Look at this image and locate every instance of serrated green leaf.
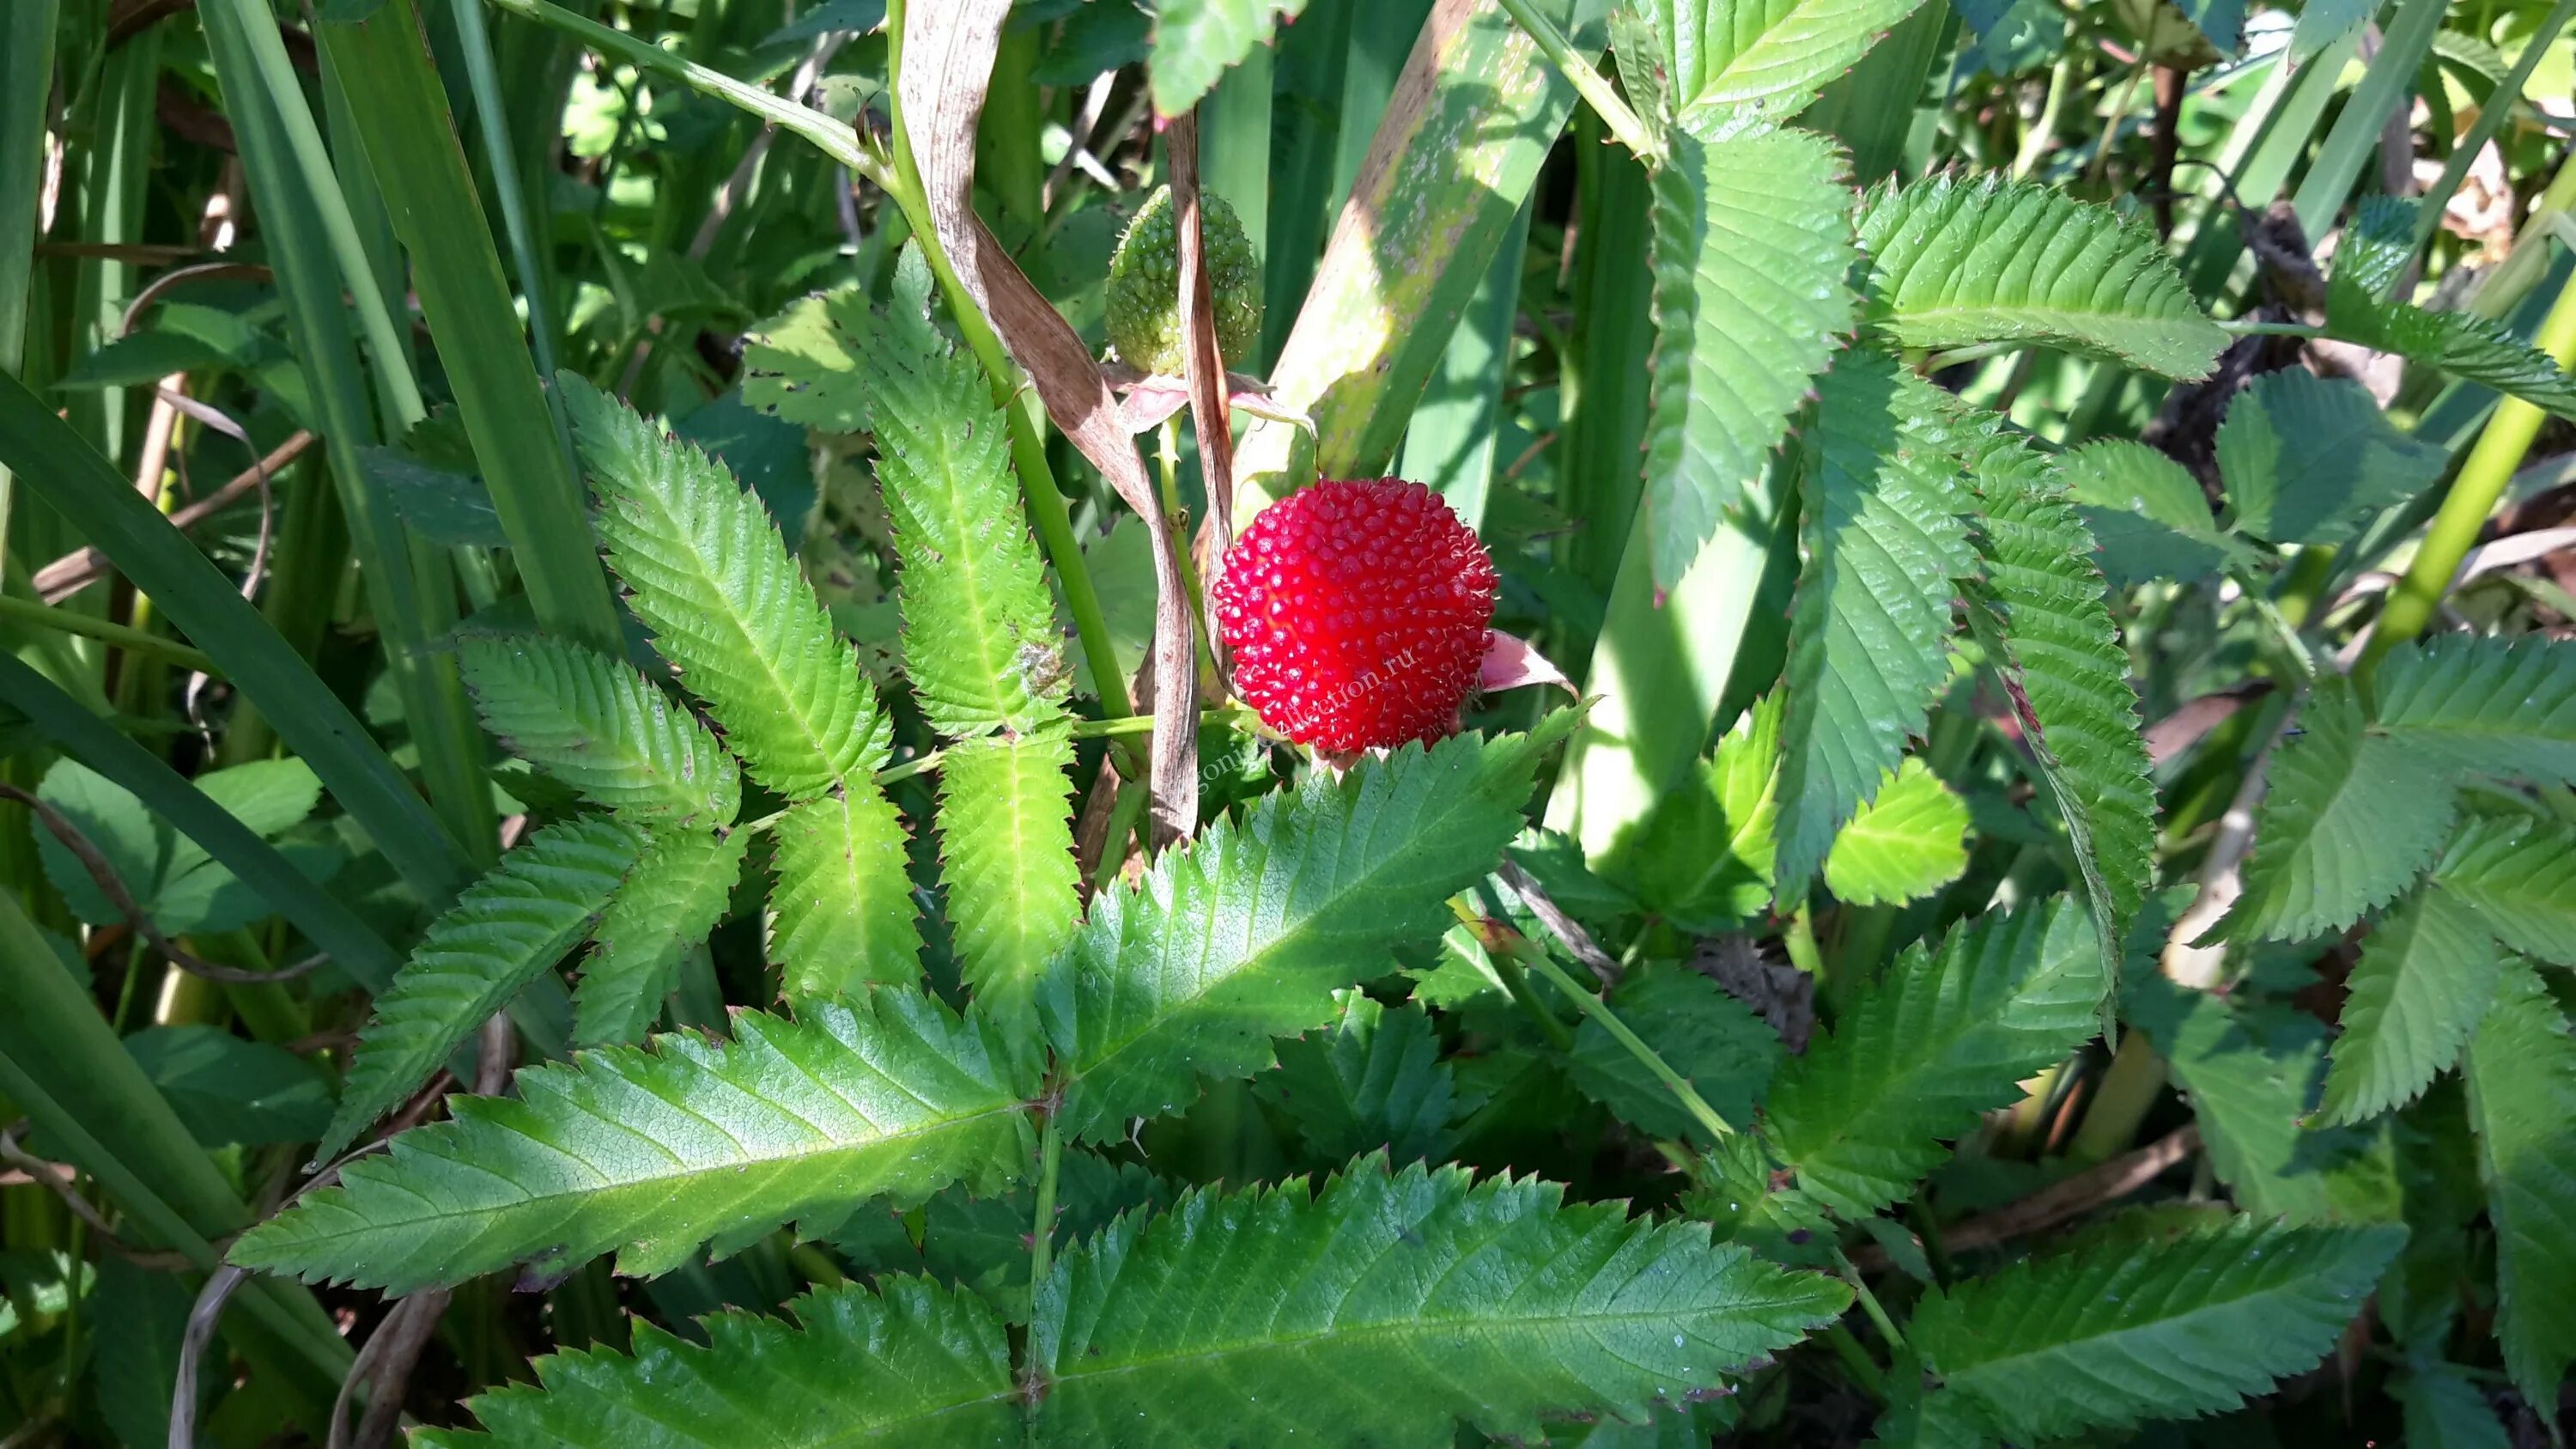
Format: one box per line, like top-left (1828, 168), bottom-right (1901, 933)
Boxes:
top-left (1947, 412), bottom-right (2157, 990)
top-left (2395, 1361), bottom-right (2512, 1449)
top-left (2215, 369), bottom-right (2447, 545)
top-left (2374, 635), bottom-right (2576, 787)
top-left (457, 634), bottom-right (739, 827)
top-left (1911, 1214), bottom-right (2403, 1441)
top-left (1256, 990), bottom-right (1460, 1165)
top-left (1766, 896), bottom-right (2101, 1217)
top-left (576, 827), bottom-right (752, 1047)
top-left (564, 373), bottom-right (890, 799)
top-left (319, 815), bottom-right (644, 1162)
top-left (1774, 354), bottom-right (1977, 897)
top-left (1685, 1131), bottom-right (1836, 1267)
top-left (2125, 974), bottom-right (2402, 1223)
top-left (1031, 1160), bottom-right (1851, 1446)
top-left (416, 1278), bottom-right (1019, 1448)
top-left (938, 733), bottom-right (1079, 1033)
top-left (1146, 0), bottom-right (1309, 117)
top-left (1662, 0), bottom-right (1937, 133)
top-left (125, 1026), bottom-right (335, 1149)
top-left (2063, 438), bottom-right (2257, 585)
top-left (2464, 960), bottom-right (2576, 1428)
top-left (2330, 194), bottom-right (2417, 303)
top-left (769, 784), bottom-right (924, 1002)
top-left (1040, 716), bottom-right (1571, 1142)
top-left (1569, 964), bottom-right (1781, 1144)
top-left (1856, 172), bottom-right (2227, 378)
top-left (770, 249), bottom-right (1070, 736)
top-left (834, 1150), bottom-right (1175, 1322)
top-left (233, 991), bottom-right (1034, 1294)
top-left (744, 250), bottom-right (934, 435)
top-left (91, 1257), bottom-right (194, 1449)
top-left (1643, 126), bottom-right (1856, 589)
top-left (2431, 813), bottom-right (2576, 965)
top-left (1824, 757), bottom-right (1968, 906)
top-left (2327, 271), bottom-right (2576, 421)
top-left (2319, 887), bottom-right (2502, 1124)
top-left (1617, 693), bottom-right (1780, 930)
top-left (2222, 674), bottom-right (2457, 941)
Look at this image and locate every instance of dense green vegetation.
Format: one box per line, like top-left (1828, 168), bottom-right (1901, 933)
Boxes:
top-left (4, 0), bottom-right (2576, 1443)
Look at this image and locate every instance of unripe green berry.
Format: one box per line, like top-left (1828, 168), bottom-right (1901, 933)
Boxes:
top-left (1104, 185), bottom-right (1261, 375)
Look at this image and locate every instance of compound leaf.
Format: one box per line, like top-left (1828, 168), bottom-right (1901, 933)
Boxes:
top-left (1256, 990), bottom-right (1460, 1165)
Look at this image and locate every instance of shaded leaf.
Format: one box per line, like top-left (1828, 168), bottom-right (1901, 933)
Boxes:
top-left (2431, 812), bottom-right (2576, 966)
top-left (2373, 635), bottom-right (2576, 788)
top-left (1911, 1214), bottom-right (2403, 1440)
top-left (2464, 960), bottom-right (2576, 1428)
top-left (1569, 964), bottom-right (1781, 1144)
top-left (576, 827), bottom-right (752, 1047)
top-left (2063, 438), bottom-right (2255, 585)
top-left (1617, 693), bottom-right (1781, 931)
top-left (319, 816), bottom-right (644, 1162)
top-left (1257, 990), bottom-right (1460, 1164)
top-left (2319, 887), bottom-right (2501, 1125)
top-left (1766, 896), bottom-right (2102, 1217)
top-left (2215, 369), bottom-right (2447, 545)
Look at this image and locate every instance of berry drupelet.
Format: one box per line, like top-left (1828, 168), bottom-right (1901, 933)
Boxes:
top-left (1212, 478), bottom-right (1498, 752)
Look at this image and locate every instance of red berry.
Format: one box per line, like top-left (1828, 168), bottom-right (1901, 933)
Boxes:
top-left (1212, 478), bottom-right (1498, 752)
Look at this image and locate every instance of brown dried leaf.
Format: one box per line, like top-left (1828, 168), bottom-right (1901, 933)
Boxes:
top-left (897, 0), bottom-right (1198, 843)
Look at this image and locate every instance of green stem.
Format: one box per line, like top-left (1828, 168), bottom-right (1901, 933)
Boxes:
top-left (2360, 266), bottom-right (2576, 681)
top-left (479, 0), bottom-right (889, 184)
top-left (1515, 933), bottom-right (1735, 1140)
top-left (1837, 1251), bottom-right (1909, 1353)
top-left (1820, 1324), bottom-right (1887, 1400)
top-left (1024, 1112), bottom-right (1065, 1330)
top-left (1089, 781), bottom-right (1150, 893)
top-left (0, 594), bottom-right (221, 675)
top-left (1490, 0), bottom-right (1665, 164)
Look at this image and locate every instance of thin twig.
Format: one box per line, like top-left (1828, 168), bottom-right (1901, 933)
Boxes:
top-left (35, 431), bottom-right (313, 602)
top-left (1850, 1126), bottom-right (2201, 1269)
top-left (0, 1123), bottom-right (191, 1270)
top-left (0, 783), bottom-right (325, 985)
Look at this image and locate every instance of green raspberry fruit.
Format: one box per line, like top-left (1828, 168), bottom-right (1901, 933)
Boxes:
top-left (1104, 185), bottom-right (1262, 376)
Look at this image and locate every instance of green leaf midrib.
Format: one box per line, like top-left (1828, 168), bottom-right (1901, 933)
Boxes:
top-left (1935, 1270), bottom-right (2346, 1380)
top-left (267, 1101), bottom-right (1032, 1250)
top-left (1048, 1301), bottom-right (1756, 1390)
top-left (1878, 299), bottom-right (2206, 341)
top-left (901, 412), bottom-right (1026, 734)
top-left (623, 477), bottom-right (847, 791)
